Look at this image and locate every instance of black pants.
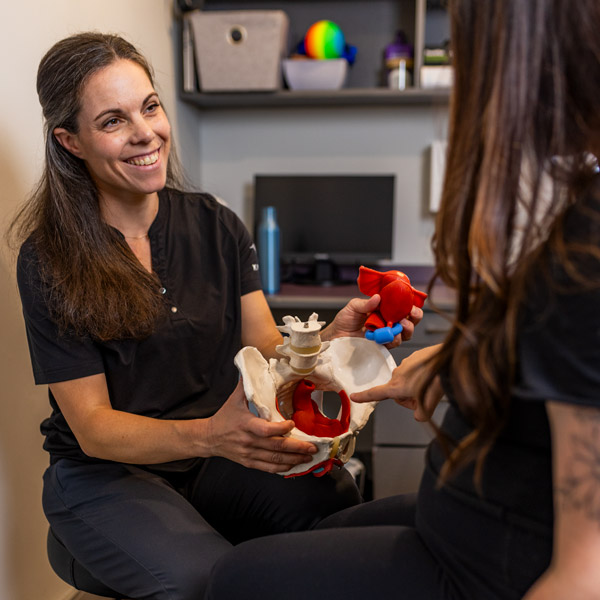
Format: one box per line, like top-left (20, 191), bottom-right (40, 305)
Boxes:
top-left (42, 457), bottom-right (361, 600)
top-left (204, 492), bottom-right (448, 600)
top-left (205, 462), bottom-right (552, 600)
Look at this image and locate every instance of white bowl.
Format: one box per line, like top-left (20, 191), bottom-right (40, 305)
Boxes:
top-left (282, 58), bottom-right (348, 91)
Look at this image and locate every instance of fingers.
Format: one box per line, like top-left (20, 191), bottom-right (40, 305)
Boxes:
top-left (384, 323), bottom-right (411, 349)
top-left (212, 384), bottom-right (323, 473)
top-left (247, 416), bottom-right (318, 453)
top-left (349, 293), bottom-right (380, 315)
top-left (243, 448), bottom-right (316, 473)
top-left (248, 438), bottom-right (318, 472)
top-left (408, 305), bottom-right (424, 325)
top-left (246, 456), bottom-right (312, 474)
top-left (382, 305), bottom-right (423, 349)
top-left (237, 425), bottom-right (319, 473)
top-left (400, 318), bottom-right (415, 339)
top-left (400, 305), bottom-right (424, 340)
top-left (250, 417), bottom-right (295, 437)
top-left (350, 384), bottom-right (391, 403)
top-left (216, 418), bottom-right (319, 473)
top-left (249, 418), bottom-right (318, 452)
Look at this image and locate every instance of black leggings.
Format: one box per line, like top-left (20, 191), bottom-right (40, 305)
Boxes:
top-left (204, 493), bottom-right (449, 600)
top-left (42, 457), bottom-right (361, 600)
top-left (205, 464), bottom-right (551, 600)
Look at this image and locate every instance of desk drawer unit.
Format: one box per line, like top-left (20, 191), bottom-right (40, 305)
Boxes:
top-left (372, 307), bottom-right (451, 499)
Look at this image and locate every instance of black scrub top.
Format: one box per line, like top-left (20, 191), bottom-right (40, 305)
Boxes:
top-left (17, 188), bottom-right (262, 464)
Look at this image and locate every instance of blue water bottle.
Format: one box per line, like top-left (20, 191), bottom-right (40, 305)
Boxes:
top-left (258, 206), bottom-right (280, 294)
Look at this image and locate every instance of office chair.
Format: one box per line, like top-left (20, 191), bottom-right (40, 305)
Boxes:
top-left (47, 527), bottom-right (123, 599)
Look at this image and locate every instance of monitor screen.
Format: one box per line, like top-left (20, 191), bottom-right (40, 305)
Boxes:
top-left (253, 174), bottom-right (395, 268)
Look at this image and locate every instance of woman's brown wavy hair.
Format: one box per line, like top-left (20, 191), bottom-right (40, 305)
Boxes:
top-left (420, 0), bottom-right (600, 484)
top-left (7, 32), bottom-right (185, 341)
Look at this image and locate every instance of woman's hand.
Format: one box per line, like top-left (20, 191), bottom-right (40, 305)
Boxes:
top-left (321, 294), bottom-right (424, 349)
top-left (205, 380), bottom-right (318, 473)
top-left (350, 345), bottom-right (443, 421)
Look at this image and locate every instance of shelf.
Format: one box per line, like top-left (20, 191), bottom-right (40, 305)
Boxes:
top-left (179, 0), bottom-right (451, 108)
top-left (180, 87), bottom-right (450, 109)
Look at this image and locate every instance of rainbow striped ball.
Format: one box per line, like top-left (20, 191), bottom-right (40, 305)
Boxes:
top-left (304, 20), bottom-right (345, 60)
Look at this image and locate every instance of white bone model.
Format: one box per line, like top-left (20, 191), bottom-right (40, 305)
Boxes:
top-left (235, 313), bottom-right (396, 477)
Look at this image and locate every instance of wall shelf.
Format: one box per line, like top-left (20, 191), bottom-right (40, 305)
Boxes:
top-left (180, 0), bottom-right (451, 110)
top-left (180, 86), bottom-right (450, 109)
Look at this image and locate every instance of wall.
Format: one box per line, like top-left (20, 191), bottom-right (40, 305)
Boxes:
top-left (195, 104), bottom-right (447, 265)
top-left (0, 2), bottom-right (199, 599)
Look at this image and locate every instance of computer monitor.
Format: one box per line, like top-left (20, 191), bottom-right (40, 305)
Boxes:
top-left (253, 174), bottom-right (395, 284)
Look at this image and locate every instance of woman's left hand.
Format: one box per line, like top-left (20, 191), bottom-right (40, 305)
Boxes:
top-left (350, 345), bottom-right (442, 420)
top-left (321, 294), bottom-right (423, 349)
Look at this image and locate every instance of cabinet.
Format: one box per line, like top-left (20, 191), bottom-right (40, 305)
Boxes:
top-left (179, 0), bottom-right (450, 108)
top-left (373, 310), bottom-right (449, 499)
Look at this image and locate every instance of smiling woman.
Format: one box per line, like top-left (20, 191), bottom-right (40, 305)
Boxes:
top-left (53, 60), bottom-right (171, 211)
top-left (12, 33), bottom-right (180, 341)
top-left (6, 32), bottom-right (421, 600)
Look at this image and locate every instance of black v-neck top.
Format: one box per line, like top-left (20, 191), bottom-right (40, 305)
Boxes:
top-left (17, 188), bottom-right (261, 464)
top-left (419, 175), bottom-right (600, 596)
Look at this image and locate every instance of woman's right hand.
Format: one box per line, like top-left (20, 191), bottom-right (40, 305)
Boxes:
top-left (205, 379), bottom-right (318, 473)
top-left (350, 345), bottom-right (443, 422)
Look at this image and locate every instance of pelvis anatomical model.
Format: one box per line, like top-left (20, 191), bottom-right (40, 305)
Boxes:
top-left (235, 313), bottom-right (396, 477)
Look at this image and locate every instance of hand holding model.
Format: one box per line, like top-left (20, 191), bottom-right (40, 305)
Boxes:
top-left (357, 266), bottom-right (428, 344)
top-left (206, 379), bottom-right (318, 474)
top-left (351, 344), bottom-right (444, 422)
top-left (323, 287), bottom-right (424, 348)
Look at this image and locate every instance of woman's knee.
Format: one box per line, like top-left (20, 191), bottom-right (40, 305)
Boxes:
top-left (318, 466), bottom-right (363, 513)
top-left (281, 466), bottom-right (362, 532)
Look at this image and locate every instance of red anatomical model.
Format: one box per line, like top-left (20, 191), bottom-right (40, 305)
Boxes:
top-left (357, 266), bottom-right (428, 334)
top-left (291, 380), bottom-right (350, 438)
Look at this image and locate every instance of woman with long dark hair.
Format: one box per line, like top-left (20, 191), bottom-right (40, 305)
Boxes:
top-left (9, 32), bottom-right (421, 600)
top-left (206, 1), bottom-right (600, 598)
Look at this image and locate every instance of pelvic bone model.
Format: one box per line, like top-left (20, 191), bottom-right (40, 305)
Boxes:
top-left (235, 313), bottom-right (396, 477)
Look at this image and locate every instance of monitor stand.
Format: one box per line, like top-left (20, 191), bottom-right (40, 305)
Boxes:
top-left (284, 258), bottom-right (361, 287)
top-left (287, 257), bottom-right (355, 287)
top-left (313, 256), bottom-right (338, 287)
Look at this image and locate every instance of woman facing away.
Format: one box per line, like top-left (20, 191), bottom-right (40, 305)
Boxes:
top-left (205, 1), bottom-right (600, 599)
top-left (7, 33), bottom-right (422, 600)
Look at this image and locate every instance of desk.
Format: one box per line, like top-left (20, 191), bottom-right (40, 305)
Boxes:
top-left (265, 274), bottom-right (455, 500)
top-left (267, 270), bottom-right (456, 311)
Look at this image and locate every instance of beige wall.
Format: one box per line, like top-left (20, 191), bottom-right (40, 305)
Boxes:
top-left (0, 2), bottom-right (192, 599)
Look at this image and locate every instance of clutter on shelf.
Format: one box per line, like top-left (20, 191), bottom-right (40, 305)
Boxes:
top-left (384, 30), bottom-right (414, 90)
top-left (282, 20), bottom-right (357, 91)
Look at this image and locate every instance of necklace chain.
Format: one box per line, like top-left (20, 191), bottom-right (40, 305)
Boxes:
top-left (123, 233), bottom-right (149, 240)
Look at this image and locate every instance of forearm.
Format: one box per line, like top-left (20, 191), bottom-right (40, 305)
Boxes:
top-left (50, 374), bottom-right (217, 464)
top-left (75, 406), bottom-right (214, 464)
top-left (52, 374), bottom-right (315, 474)
top-left (257, 332), bottom-right (285, 360)
top-left (240, 290), bottom-right (284, 359)
top-left (405, 343), bottom-right (441, 366)
top-left (532, 401), bottom-right (600, 599)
